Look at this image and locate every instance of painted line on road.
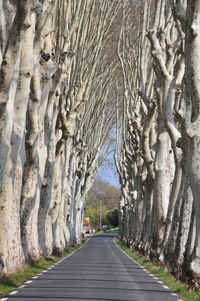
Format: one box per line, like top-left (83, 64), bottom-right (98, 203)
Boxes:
top-left (7, 237), bottom-right (91, 299)
top-left (113, 238), bottom-right (138, 265)
top-left (113, 238), bottom-right (155, 273)
top-left (9, 291), bottom-right (18, 295)
top-left (172, 293), bottom-right (178, 296)
top-left (113, 238), bottom-right (184, 299)
top-left (53, 237), bottom-right (91, 265)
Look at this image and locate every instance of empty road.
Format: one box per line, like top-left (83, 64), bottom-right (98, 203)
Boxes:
top-left (2, 233), bottom-right (182, 301)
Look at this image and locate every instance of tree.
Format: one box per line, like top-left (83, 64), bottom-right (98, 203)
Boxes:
top-left (87, 177), bottom-right (120, 210)
top-left (0, 0), bottom-right (120, 274)
top-left (84, 199), bottom-right (108, 229)
top-left (115, 0), bottom-right (200, 289)
top-left (106, 209), bottom-right (119, 227)
top-left (85, 177), bottom-right (120, 229)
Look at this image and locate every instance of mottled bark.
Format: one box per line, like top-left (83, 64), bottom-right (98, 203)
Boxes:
top-left (0, 0), bottom-right (119, 274)
top-left (116, 0), bottom-right (200, 290)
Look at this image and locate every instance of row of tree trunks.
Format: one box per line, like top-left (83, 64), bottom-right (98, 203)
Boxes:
top-left (0, 0), bottom-right (119, 274)
top-left (116, 0), bottom-right (200, 290)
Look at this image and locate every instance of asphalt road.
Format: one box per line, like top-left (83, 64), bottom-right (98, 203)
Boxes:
top-left (2, 233), bottom-right (183, 301)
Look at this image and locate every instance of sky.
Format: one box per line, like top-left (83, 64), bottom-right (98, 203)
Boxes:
top-left (97, 152), bottom-right (120, 188)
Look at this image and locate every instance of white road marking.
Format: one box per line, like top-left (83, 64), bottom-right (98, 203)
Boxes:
top-left (113, 240), bottom-right (137, 264)
top-left (7, 242), bottom-right (89, 300)
top-left (172, 293), bottom-right (178, 296)
top-left (113, 239), bottom-right (177, 294)
top-left (9, 291), bottom-right (18, 295)
top-left (157, 281), bottom-right (163, 284)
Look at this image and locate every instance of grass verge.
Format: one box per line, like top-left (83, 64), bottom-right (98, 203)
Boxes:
top-left (116, 238), bottom-right (200, 301)
top-left (93, 227), bottom-right (120, 235)
top-left (0, 239), bottom-right (87, 297)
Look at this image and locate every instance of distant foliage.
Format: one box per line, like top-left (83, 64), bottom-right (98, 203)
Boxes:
top-left (106, 209), bottom-right (119, 227)
top-left (84, 199), bottom-right (108, 229)
top-left (87, 178), bottom-right (120, 210)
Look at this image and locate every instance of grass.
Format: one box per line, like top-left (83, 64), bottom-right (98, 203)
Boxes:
top-left (0, 240), bottom-right (87, 297)
top-left (105, 227), bottom-right (119, 232)
top-left (93, 227), bottom-right (120, 235)
top-left (116, 239), bottom-right (200, 301)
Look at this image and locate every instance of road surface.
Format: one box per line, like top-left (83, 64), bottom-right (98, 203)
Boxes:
top-left (2, 233), bottom-right (183, 301)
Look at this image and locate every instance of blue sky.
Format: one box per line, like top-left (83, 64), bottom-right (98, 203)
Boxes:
top-left (97, 153), bottom-right (120, 188)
